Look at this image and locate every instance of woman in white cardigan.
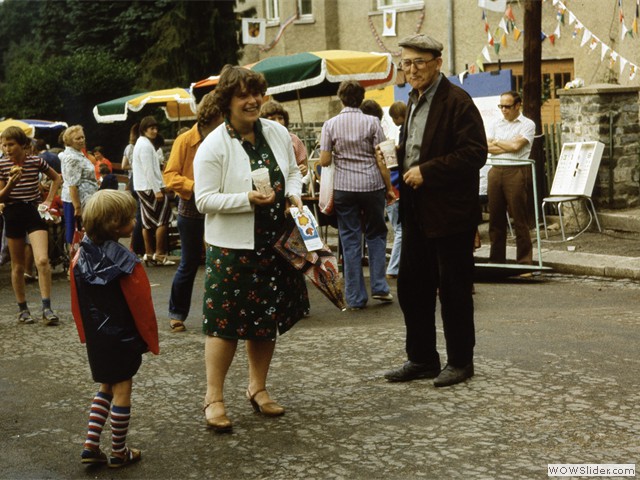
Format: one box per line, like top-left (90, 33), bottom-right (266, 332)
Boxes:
top-left (132, 116), bottom-right (174, 266)
top-left (194, 65), bottom-right (307, 433)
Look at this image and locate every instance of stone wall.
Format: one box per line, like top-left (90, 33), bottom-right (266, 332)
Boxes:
top-left (558, 84), bottom-right (640, 209)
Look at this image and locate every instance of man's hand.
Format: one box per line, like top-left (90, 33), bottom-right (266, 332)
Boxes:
top-left (403, 166), bottom-right (424, 190)
top-left (385, 189), bottom-right (397, 205)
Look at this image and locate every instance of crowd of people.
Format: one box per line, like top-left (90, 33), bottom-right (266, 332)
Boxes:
top-left (0, 32), bottom-right (540, 469)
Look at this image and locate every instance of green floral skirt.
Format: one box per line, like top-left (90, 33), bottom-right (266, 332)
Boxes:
top-left (202, 245), bottom-right (309, 340)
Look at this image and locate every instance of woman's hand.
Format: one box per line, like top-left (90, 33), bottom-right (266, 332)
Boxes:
top-left (73, 204), bottom-right (82, 218)
top-left (285, 194), bottom-right (303, 215)
top-left (299, 163), bottom-right (309, 176)
top-left (248, 190), bottom-right (276, 205)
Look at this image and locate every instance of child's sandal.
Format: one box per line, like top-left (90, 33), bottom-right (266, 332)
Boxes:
top-left (108, 447), bottom-right (141, 468)
top-left (17, 310), bottom-right (34, 325)
top-left (81, 447), bottom-right (107, 465)
top-left (42, 308), bottom-right (59, 326)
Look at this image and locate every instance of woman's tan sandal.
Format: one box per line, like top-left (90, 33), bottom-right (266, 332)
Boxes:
top-left (170, 320), bottom-right (186, 332)
top-left (203, 401), bottom-right (233, 433)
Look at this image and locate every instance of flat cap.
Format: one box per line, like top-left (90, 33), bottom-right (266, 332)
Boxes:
top-left (398, 34), bottom-right (443, 56)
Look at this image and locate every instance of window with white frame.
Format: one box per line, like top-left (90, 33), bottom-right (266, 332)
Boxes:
top-left (376, 0), bottom-right (423, 10)
top-left (298, 0), bottom-right (312, 17)
top-left (266, 0), bottom-right (279, 22)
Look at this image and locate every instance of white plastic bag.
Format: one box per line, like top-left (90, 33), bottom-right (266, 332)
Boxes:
top-left (318, 163), bottom-right (334, 215)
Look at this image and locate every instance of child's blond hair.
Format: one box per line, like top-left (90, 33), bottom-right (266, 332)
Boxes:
top-left (82, 190), bottom-right (137, 244)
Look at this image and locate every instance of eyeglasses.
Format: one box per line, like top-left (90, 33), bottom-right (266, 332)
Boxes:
top-left (400, 57), bottom-right (438, 70)
top-left (498, 104), bottom-right (516, 110)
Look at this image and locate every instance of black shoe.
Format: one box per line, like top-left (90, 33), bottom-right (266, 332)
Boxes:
top-left (384, 361), bottom-right (441, 382)
top-left (433, 363), bottom-right (474, 388)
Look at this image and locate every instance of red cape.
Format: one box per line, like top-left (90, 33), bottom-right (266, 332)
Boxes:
top-left (70, 258), bottom-right (159, 355)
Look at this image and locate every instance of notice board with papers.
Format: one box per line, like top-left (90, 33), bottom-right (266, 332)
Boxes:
top-left (549, 141), bottom-right (605, 197)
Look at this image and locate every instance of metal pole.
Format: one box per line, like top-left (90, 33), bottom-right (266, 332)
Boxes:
top-left (447, 0), bottom-right (455, 75)
top-left (296, 89), bottom-right (308, 151)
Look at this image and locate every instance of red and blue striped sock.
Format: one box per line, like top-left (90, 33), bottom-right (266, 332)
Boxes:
top-left (83, 391), bottom-right (112, 451)
top-left (110, 405), bottom-right (131, 454)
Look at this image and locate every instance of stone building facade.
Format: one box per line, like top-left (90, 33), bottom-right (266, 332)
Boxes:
top-left (559, 85), bottom-right (640, 209)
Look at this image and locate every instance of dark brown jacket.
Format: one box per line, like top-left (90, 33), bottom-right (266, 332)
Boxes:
top-left (398, 76), bottom-right (487, 238)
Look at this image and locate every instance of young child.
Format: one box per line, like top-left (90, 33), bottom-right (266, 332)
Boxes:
top-left (0, 126), bottom-right (62, 325)
top-left (98, 162), bottom-right (119, 190)
top-left (70, 190), bottom-right (159, 468)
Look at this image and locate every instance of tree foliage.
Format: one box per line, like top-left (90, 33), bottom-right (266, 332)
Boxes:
top-left (0, 0), bottom-right (240, 156)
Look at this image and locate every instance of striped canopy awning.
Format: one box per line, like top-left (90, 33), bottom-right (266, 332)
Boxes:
top-left (191, 50), bottom-right (396, 102)
top-left (93, 88), bottom-right (197, 123)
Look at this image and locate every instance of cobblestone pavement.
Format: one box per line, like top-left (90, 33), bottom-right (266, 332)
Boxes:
top-left (1, 267), bottom-right (638, 479)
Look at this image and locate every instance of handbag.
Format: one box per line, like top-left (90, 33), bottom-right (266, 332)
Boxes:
top-left (69, 221), bottom-right (84, 262)
top-left (318, 163), bottom-right (335, 215)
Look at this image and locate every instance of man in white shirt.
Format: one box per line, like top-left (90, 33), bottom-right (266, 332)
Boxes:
top-left (487, 91), bottom-right (536, 264)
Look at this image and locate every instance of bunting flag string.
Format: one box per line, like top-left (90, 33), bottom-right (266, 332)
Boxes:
top-left (367, 7), bottom-right (425, 56)
top-left (554, 0), bottom-right (640, 81)
top-left (259, 10), bottom-right (299, 52)
top-left (471, 0), bottom-right (640, 83)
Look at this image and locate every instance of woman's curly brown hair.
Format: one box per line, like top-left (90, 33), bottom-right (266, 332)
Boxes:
top-left (213, 65), bottom-right (268, 117)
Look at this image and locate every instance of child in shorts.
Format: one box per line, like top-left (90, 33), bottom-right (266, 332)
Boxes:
top-left (70, 190), bottom-right (159, 468)
top-left (0, 126), bottom-right (62, 325)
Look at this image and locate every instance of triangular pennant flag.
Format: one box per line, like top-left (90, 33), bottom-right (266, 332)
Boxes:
top-left (601, 42), bottom-right (610, 61)
top-left (630, 64), bottom-right (637, 80)
top-left (482, 46), bottom-right (492, 62)
top-left (488, 31), bottom-right (494, 46)
top-left (554, 24), bottom-right (561, 38)
top-left (549, 34), bottom-right (556, 45)
top-left (633, 17), bottom-right (638, 34)
top-left (553, 0), bottom-right (559, 5)
top-left (621, 21), bottom-right (629, 40)
top-left (569, 11), bottom-right (577, 25)
top-left (505, 5), bottom-right (515, 21)
top-left (458, 71), bottom-right (467, 84)
top-left (485, 21), bottom-right (490, 33)
top-left (476, 56), bottom-right (485, 72)
top-left (589, 37), bottom-right (599, 51)
top-left (499, 17), bottom-right (508, 32)
top-left (482, 9), bottom-right (486, 20)
top-left (573, 22), bottom-right (583, 39)
top-left (494, 43), bottom-right (501, 54)
top-left (513, 26), bottom-right (522, 41)
top-left (620, 56), bottom-right (628, 75)
top-left (557, 8), bottom-right (565, 25)
top-left (501, 33), bottom-right (507, 47)
top-left (541, 31), bottom-right (547, 42)
top-left (620, 8), bottom-right (625, 23)
top-left (469, 64), bottom-right (477, 74)
top-left (611, 51), bottom-right (619, 63)
top-left (581, 28), bottom-right (591, 46)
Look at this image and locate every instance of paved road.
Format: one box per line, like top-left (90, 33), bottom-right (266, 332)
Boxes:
top-left (0, 266), bottom-right (638, 479)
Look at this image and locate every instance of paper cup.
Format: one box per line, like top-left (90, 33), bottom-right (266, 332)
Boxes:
top-left (251, 167), bottom-right (273, 195)
top-left (378, 139), bottom-right (398, 168)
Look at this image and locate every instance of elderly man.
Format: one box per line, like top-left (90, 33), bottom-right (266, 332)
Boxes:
top-left (383, 34), bottom-right (487, 387)
top-left (487, 90), bottom-right (536, 264)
